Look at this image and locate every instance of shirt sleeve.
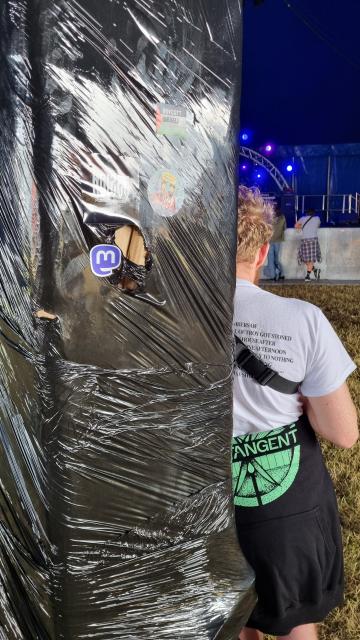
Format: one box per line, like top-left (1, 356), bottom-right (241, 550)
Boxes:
top-left (300, 309), bottom-right (356, 397)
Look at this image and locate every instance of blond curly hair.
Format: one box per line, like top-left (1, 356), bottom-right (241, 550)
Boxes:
top-left (237, 186), bottom-right (274, 262)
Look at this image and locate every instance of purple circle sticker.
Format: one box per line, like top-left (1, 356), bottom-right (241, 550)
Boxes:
top-left (148, 169), bottom-right (185, 217)
top-left (90, 244), bottom-right (122, 278)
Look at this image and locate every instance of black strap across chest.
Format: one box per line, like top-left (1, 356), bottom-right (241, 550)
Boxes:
top-left (301, 215), bottom-right (313, 230)
top-left (235, 336), bottom-right (301, 395)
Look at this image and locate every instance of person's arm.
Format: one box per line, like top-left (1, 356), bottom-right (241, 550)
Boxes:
top-left (302, 383), bottom-right (358, 449)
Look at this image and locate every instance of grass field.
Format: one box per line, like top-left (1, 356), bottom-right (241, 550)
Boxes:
top-left (263, 284), bottom-right (360, 640)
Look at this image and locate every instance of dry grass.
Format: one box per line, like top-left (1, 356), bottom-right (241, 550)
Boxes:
top-left (263, 284), bottom-right (360, 640)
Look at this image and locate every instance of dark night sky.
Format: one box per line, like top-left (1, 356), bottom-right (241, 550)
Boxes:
top-left (241, 0), bottom-right (360, 145)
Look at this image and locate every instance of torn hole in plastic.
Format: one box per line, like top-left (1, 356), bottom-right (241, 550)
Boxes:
top-left (35, 310), bottom-right (58, 321)
top-left (107, 224), bottom-right (152, 293)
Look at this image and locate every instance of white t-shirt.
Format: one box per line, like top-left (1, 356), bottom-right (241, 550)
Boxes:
top-left (297, 215), bottom-right (321, 239)
top-left (233, 280), bottom-right (356, 435)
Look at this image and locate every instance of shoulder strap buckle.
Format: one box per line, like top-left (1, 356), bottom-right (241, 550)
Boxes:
top-left (257, 368), bottom-right (277, 386)
top-left (235, 336), bottom-right (301, 395)
top-left (235, 342), bottom-right (256, 368)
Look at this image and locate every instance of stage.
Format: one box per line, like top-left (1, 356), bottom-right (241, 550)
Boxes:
top-left (264, 228), bottom-right (360, 281)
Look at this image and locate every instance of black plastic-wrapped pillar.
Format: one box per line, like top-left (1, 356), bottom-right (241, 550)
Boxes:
top-left (0, 1), bottom-right (256, 638)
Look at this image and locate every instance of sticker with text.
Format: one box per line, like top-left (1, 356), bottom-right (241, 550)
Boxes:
top-left (81, 153), bottom-right (139, 210)
top-left (156, 104), bottom-right (189, 139)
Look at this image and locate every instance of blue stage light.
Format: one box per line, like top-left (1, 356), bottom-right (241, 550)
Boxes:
top-left (286, 164), bottom-right (294, 172)
top-left (265, 144), bottom-right (272, 153)
top-left (240, 129), bottom-right (252, 143)
top-left (241, 163), bottom-right (248, 170)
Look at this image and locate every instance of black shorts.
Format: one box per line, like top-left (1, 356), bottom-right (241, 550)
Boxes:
top-left (233, 417), bottom-right (344, 636)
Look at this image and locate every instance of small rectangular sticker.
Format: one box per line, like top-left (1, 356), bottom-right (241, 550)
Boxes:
top-left (156, 104), bottom-right (189, 139)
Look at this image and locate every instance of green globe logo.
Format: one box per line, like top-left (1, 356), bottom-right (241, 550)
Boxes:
top-left (232, 424), bottom-right (300, 507)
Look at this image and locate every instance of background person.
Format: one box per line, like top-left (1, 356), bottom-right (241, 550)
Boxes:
top-left (268, 204), bottom-right (286, 281)
top-left (295, 208), bottom-right (322, 281)
top-left (234, 187), bottom-right (358, 640)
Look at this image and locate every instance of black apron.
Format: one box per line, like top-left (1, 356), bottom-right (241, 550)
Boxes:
top-left (232, 415), bottom-right (344, 636)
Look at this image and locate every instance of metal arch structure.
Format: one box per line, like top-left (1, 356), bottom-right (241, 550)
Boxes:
top-left (239, 146), bottom-right (290, 191)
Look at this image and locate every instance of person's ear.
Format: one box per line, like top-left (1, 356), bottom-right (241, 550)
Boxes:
top-left (257, 243), bottom-right (270, 269)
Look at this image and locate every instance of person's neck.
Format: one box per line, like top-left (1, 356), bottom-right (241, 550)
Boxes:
top-left (236, 263), bottom-right (257, 284)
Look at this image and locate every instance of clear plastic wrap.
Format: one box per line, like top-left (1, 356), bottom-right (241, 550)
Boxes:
top-left (0, 1), bottom-right (256, 638)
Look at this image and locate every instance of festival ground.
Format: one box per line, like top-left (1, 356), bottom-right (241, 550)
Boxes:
top-left (262, 284), bottom-right (360, 640)
top-left (262, 279), bottom-right (360, 286)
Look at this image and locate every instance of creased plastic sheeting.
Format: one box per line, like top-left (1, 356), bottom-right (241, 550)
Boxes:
top-left (0, 0), bottom-right (256, 638)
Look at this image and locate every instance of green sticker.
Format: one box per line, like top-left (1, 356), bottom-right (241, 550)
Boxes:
top-left (232, 424), bottom-right (300, 507)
